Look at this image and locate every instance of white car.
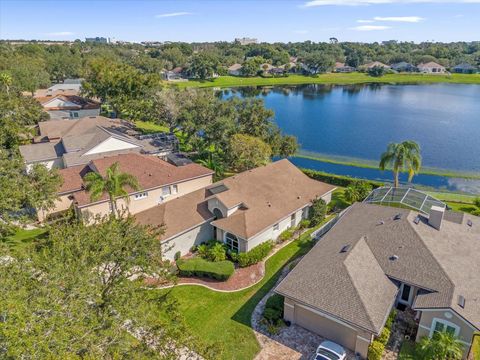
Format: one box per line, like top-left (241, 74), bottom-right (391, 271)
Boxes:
top-left (314, 340), bottom-right (347, 360)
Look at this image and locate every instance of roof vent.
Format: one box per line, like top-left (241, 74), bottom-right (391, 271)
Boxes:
top-left (467, 219), bottom-right (473, 227)
top-left (389, 255), bottom-right (399, 261)
top-left (340, 244), bottom-right (351, 253)
top-left (377, 220), bottom-right (384, 226)
top-left (458, 295), bottom-right (466, 308)
top-left (393, 214), bottom-right (402, 220)
top-left (297, 196), bottom-right (301, 199)
top-left (267, 202), bottom-right (271, 207)
top-left (413, 216), bottom-right (420, 225)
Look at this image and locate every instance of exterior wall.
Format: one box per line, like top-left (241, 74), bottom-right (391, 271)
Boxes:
top-left (37, 193), bottom-right (74, 221)
top-left (84, 137), bottom-right (139, 155)
top-left (416, 309), bottom-right (475, 358)
top-left (321, 192), bottom-right (333, 204)
top-left (162, 222), bottom-right (214, 260)
top-left (284, 297), bottom-right (373, 358)
top-left (418, 67), bottom-right (446, 74)
top-left (26, 157), bottom-right (63, 171)
top-left (78, 175), bottom-right (212, 222)
top-left (207, 197), bottom-right (229, 218)
top-left (47, 108), bottom-right (100, 120)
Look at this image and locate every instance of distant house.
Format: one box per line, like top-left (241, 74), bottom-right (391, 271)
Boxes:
top-left (417, 61), bottom-right (446, 74)
top-left (161, 67), bottom-right (187, 82)
top-left (136, 160), bottom-right (336, 260)
top-left (260, 63), bottom-right (274, 72)
top-left (34, 93), bottom-right (100, 120)
top-left (334, 62), bottom-right (355, 73)
top-left (19, 116), bottom-right (179, 170)
top-left (362, 61), bottom-right (390, 70)
top-left (453, 63), bottom-right (478, 74)
top-left (85, 37), bottom-right (110, 44)
top-left (234, 37), bottom-right (257, 45)
top-left (391, 62), bottom-right (416, 72)
top-left (38, 153), bottom-right (213, 222)
top-left (228, 63), bottom-right (243, 76)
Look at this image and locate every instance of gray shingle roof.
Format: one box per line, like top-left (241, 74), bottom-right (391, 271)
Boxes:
top-left (276, 202), bottom-right (480, 333)
top-left (19, 141), bottom-right (64, 162)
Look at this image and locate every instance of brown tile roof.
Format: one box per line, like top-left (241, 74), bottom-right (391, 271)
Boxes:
top-left (58, 165), bottom-right (89, 194)
top-left (276, 202), bottom-right (480, 333)
top-left (71, 153), bottom-right (213, 207)
top-left (135, 159), bottom-right (336, 241)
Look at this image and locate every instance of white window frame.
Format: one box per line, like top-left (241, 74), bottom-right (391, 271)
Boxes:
top-left (225, 232), bottom-right (239, 253)
top-left (398, 283), bottom-right (414, 306)
top-left (134, 192), bottom-right (148, 200)
top-left (172, 184), bottom-right (178, 194)
top-left (429, 318), bottom-right (460, 338)
top-left (161, 186), bottom-right (171, 197)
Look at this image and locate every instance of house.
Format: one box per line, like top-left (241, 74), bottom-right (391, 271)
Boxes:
top-left (276, 200), bottom-right (479, 359)
top-left (453, 63), bottom-right (478, 74)
top-left (417, 61), bottom-right (446, 74)
top-left (391, 62), bottom-right (416, 72)
top-left (30, 79), bottom-right (84, 98)
top-left (334, 62), bottom-right (355, 73)
top-left (136, 159), bottom-right (336, 260)
top-left (85, 37), bottom-right (110, 44)
top-left (19, 116), bottom-right (178, 170)
top-left (32, 92), bottom-right (100, 120)
top-left (38, 153), bottom-right (213, 222)
top-left (260, 63), bottom-right (274, 72)
top-left (228, 63), bottom-right (243, 76)
top-left (362, 61), bottom-right (390, 70)
top-left (161, 67), bottom-right (187, 82)
top-left (234, 37), bottom-right (258, 45)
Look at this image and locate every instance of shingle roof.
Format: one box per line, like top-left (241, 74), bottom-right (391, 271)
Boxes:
top-left (136, 160), bottom-right (336, 241)
top-left (19, 141), bottom-right (64, 162)
top-left (37, 94), bottom-right (100, 110)
top-left (276, 202), bottom-right (480, 333)
top-left (417, 61), bottom-right (445, 69)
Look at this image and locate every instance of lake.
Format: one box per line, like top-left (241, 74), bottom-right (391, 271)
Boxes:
top-left (224, 84), bottom-right (480, 193)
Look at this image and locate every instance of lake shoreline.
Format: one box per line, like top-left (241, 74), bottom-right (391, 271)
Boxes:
top-left (175, 73), bottom-right (480, 88)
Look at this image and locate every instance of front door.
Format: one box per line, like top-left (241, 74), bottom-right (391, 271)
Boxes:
top-left (398, 283), bottom-right (413, 306)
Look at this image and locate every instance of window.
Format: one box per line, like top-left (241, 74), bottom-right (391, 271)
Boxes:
top-left (172, 185), bottom-right (178, 194)
top-left (134, 192), bottom-right (148, 200)
top-left (302, 207), bottom-right (308, 219)
top-left (273, 223), bottom-right (279, 231)
top-left (70, 111), bottom-right (79, 118)
top-left (162, 186), bottom-right (171, 196)
top-left (290, 213), bottom-right (296, 227)
top-left (430, 318), bottom-right (460, 338)
top-left (225, 232), bottom-right (239, 253)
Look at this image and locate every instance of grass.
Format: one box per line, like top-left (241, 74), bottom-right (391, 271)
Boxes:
top-left (2, 228), bottom-right (48, 254)
top-left (151, 217), bottom-right (334, 360)
top-left (134, 120), bottom-right (169, 133)
top-left (173, 73), bottom-right (480, 89)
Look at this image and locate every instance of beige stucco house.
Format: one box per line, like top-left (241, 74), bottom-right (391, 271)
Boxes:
top-left (38, 153), bottom-right (213, 222)
top-left (276, 202), bottom-right (479, 359)
top-left (136, 159), bottom-right (336, 260)
top-left (417, 61), bottom-right (446, 74)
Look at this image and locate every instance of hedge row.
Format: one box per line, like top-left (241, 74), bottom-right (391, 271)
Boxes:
top-left (368, 309), bottom-right (396, 360)
top-left (176, 258), bottom-right (235, 281)
top-left (301, 168), bottom-right (384, 189)
top-left (236, 241), bottom-right (273, 268)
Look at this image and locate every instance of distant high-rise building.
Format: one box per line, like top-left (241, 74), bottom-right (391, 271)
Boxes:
top-left (234, 37), bottom-right (258, 45)
top-left (85, 37), bottom-right (110, 44)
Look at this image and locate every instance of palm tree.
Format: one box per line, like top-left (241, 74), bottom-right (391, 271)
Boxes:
top-left (0, 72), bottom-right (13, 95)
top-left (379, 141), bottom-right (422, 187)
top-left (84, 162), bottom-right (140, 215)
top-left (418, 332), bottom-right (464, 360)
top-left (198, 152), bottom-right (225, 181)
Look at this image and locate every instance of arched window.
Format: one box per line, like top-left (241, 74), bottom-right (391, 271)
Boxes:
top-left (213, 208), bottom-right (223, 220)
top-left (225, 232), bottom-right (239, 253)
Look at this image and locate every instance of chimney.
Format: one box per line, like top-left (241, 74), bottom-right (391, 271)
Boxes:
top-left (429, 206), bottom-right (445, 230)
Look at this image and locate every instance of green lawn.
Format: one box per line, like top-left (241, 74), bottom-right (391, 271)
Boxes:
top-left (134, 120), bottom-right (169, 133)
top-left (151, 218), bottom-right (333, 359)
top-left (174, 73), bottom-right (480, 89)
top-left (3, 228), bottom-right (48, 254)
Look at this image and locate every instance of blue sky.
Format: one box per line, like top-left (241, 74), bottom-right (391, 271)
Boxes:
top-left (1, 0), bottom-right (479, 43)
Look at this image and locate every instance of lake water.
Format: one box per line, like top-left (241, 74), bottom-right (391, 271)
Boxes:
top-left (224, 84), bottom-right (480, 194)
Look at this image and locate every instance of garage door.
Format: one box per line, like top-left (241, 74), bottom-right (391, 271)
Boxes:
top-left (294, 305), bottom-right (357, 351)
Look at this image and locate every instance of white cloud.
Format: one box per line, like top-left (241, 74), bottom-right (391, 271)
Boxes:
top-left (357, 19), bottom-right (375, 23)
top-left (45, 31), bottom-right (74, 36)
top-left (373, 16), bottom-right (424, 22)
top-left (350, 25), bottom-right (392, 30)
top-left (303, 0), bottom-right (480, 6)
top-left (293, 29), bottom-right (309, 34)
top-left (155, 12), bottom-right (193, 18)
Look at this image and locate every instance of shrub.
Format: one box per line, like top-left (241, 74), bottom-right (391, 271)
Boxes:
top-left (309, 197), bottom-right (327, 227)
top-left (176, 258), bottom-right (234, 281)
top-left (297, 219), bottom-right (311, 230)
top-left (278, 228), bottom-right (294, 243)
top-left (302, 168), bottom-right (383, 189)
top-left (197, 244), bottom-right (208, 258)
top-left (174, 251), bottom-right (181, 261)
top-left (237, 241), bottom-right (273, 268)
top-left (367, 340), bottom-right (385, 360)
top-left (385, 309), bottom-right (397, 329)
top-left (265, 294), bottom-right (284, 313)
top-left (263, 294), bottom-right (285, 334)
top-left (368, 66), bottom-right (387, 77)
top-left (263, 307), bottom-right (282, 323)
top-left (207, 242), bottom-right (227, 262)
top-left (344, 180), bottom-right (373, 203)
top-left (376, 327), bottom-right (391, 346)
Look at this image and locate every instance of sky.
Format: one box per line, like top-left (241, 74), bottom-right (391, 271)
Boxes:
top-left (1, 0), bottom-right (479, 43)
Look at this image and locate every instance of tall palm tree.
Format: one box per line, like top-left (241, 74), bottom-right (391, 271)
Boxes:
top-left (84, 162), bottom-right (140, 215)
top-left (418, 332), bottom-right (464, 360)
top-left (379, 140), bottom-right (422, 187)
